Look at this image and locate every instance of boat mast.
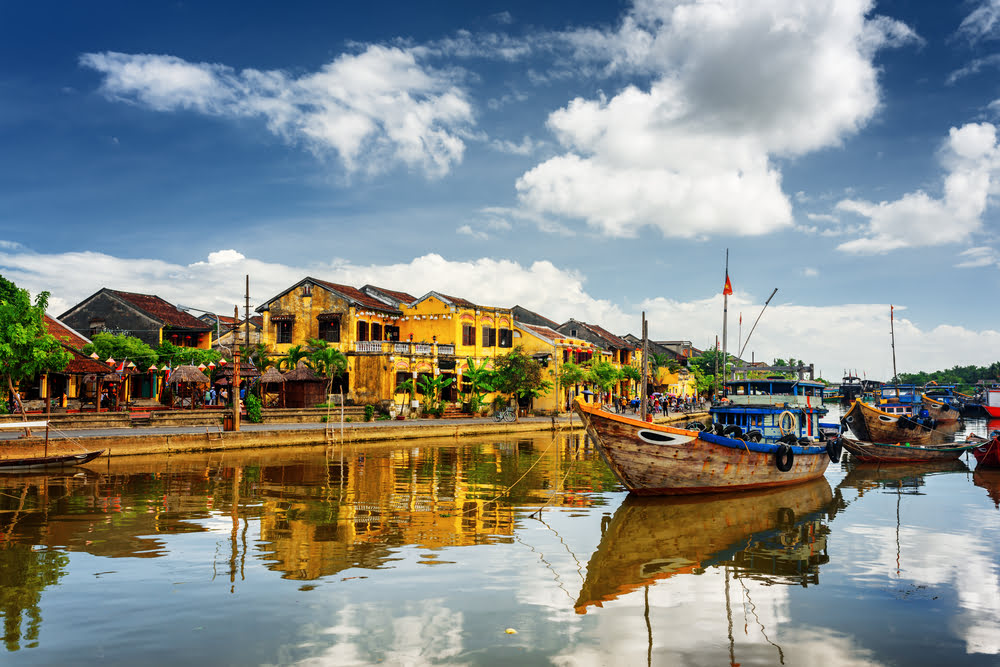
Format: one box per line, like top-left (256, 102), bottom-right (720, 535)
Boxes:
top-left (641, 312), bottom-right (648, 422)
top-left (890, 305), bottom-right (900, 399)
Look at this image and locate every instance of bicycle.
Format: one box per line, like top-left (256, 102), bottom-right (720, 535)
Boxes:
top-left (493, 407), bottom-right (517, 422)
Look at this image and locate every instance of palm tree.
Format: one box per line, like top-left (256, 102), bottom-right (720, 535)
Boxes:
top-left (278, 344), bottom-right (310, 371)
top-left (461, 358), bottom-right (494, 413)
top-left (306, 339), bottom-right (348, 398)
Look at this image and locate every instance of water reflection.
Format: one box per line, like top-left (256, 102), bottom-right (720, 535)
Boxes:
top-left (973, 468), bottom-right (1000, 508)
top-left (576, 478), bottom-right (837, 614)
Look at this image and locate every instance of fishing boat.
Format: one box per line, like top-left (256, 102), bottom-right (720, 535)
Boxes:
top-left (964, 431), bottom-right (1000, 467)
top-left (574, 478), bottom-right (834, 613)
top-left (574, 400), bottom-right (836, 495)
top-left (710, 377), bottom-right (829, 443)
top-left (0, 421), bottom-right (105, 471)
top-left (839, 435), bottom-right (974, 463)
top-left (841, 399), bottom-right (958, 446)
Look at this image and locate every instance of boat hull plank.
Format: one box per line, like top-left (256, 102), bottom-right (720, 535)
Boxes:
top-left (840, 437), bottom-right (971, 463)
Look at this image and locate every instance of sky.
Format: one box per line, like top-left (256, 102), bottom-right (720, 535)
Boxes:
top-left (4, 0), bottom-right (1000, 381)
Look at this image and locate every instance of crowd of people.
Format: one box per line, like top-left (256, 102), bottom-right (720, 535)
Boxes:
top-left (611, 393), bottom-right (700, 415)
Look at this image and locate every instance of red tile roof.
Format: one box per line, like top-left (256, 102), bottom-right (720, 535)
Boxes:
top-left (365, 285), bottom-right (418, 305)
top-left (108, 290), bottom-right (210, 330)
top-left (519, 323), bottom-right (561, 342)
top-left (585, 323), bottom-right (634, 350)
top-left (311, 279), bottom-right (402, 314)
top-left (63, 349), bottom-right (114, 374)
top-left (44, 314), bottom-right (90, 351)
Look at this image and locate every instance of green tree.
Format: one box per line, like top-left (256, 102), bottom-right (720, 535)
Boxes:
top-left (460, 357), bottom-right (494, 414)
top-left (83, 332), bottom-right (158, 370)
top-left (417, 374), bottom-right (454, 414)
top-left (493, 346), bottom-right (550, 414)
top-left (306, 338), bottom-right (348, 399)
top-left (557, 361), bottom-right (587, 404)
top-left (586, 360), bottom-right (621, 402)
top-left (0, 276), bottom-right (71, 431)
top-left (153, 341), bottom-right (220, 369)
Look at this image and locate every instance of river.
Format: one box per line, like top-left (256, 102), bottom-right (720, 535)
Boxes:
top-left (1, 417), bottom-right (999, 665)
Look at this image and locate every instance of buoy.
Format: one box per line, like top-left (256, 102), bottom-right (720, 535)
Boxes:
top-left (505, 628), bottom-right (517, 635)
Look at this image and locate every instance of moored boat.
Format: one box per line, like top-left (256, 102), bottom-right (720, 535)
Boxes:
top-left (573, 399), bottom-right (836, 495)
top-left (840, 435), bottom-right (974, 463)
top-left (0, 421), bottom-right (105, 471)
top-left (842, 399), bottom-right (958, 446)
top-left (969, 434), bottom-right (1000, 467)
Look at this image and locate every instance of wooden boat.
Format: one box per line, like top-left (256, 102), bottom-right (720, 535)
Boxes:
top-left (0, 421), bottom-right (105, 471)
top-left (575, 478), bottom-right (834, 613)
top-left (840, 435), bottom-right (974, 463)
top-left (574, 399), bottom-right (834, 495)
top-left (842, 399), bottom-right (958, 446)
top-left (710, 378), bottom-right (829, 443)
top-left (968, 434), bottom-right (1000, 467)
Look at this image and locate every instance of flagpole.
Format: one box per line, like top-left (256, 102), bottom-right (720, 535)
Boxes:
top-left (721, 249), bottom-right (729, 391)
top-left (737, 313), bottom-right (742, 380)
top-left (891, 305), bottom-right (899, 398)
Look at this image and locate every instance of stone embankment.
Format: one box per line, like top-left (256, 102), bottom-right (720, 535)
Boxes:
top-left (0, 409), bottom-right (709, 460)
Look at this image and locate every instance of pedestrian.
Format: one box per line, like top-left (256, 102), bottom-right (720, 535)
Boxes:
top-left (210, 387), bottom-right (217, 405)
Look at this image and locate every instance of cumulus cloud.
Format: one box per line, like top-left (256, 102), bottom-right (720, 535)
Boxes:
top-left (836, 123), bottom-right (1000, 254)
top-left (516, 0), bottom-right (917, 239)
top-left (5, 245), bottom-right (1000, 379)
top-left (80, 47), bottom-right (474, 178)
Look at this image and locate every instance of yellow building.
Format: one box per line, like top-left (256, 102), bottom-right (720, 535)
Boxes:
top-left (512, 321), bottom-right (601, 413)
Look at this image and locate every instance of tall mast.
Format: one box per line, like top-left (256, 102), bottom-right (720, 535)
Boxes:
top-left (891, 305), bottom-right (899, 398)
top-left (641, 312), bottom-right (648, 422)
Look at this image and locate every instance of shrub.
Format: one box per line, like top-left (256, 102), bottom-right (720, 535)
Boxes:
top-left (364, 405), bottom-right (375, 422)
top-left (245, 394), bottom-right (263, 423)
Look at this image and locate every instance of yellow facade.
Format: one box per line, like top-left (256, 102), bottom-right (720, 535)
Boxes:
top-left (512, 323), bottom-right (605, 413)
top-left (655, 367), bottom-right (698, 398)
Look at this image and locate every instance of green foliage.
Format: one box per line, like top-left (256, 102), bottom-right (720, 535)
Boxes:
top-left (364, 405), bottom-right (375, 421)
top-left (557, 362), bottom-right (587, 390)
top-left (586, 360), bottom-right (621, 395)
top-left (278, 344), bottom-right (310, 371)
top-left (395, 378), bottom-right (416, 400)
top-left (897, 362), bottom-right (1000, 390)
top-left (243, 343), bottom-right (274, 371)
top-left (461, 357), bottom-right (494, 413)
top-left (417, 374), bottom-right (454, 412)
top-left (245, 393), bottom-right (262, 423)
top-left (0, 543), bottom-right (69, 651)
top-left (619, 365), bottom-right (641, 384)
top-left (493, 346), bottom-right (550, 410)
top-left (84, 332), bottom-right (159, 370)
top-left (691, 366), bottom-right (714, 395)
top-left (306, 338), bottom-right (347, 398)
top-left (0, 276), bottom-right (71, 410)
top-left (153, 341), bottom-right (220, 369)
top-left (320, 415), bottom-right (329, 422)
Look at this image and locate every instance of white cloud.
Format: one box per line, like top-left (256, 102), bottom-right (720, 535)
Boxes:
top-left (958, 0), bottom-right (1000, 44)
top-left (837, 123), bottom-right (1000, 254)
top-left (956, 246), bottom-right (1000, 268)
top-left (803, 267), bottom-right (819, 277)
top-left (456, 224), bottom-right (488, 240)
top-left (489, 136), bottom-right (540, 155)
top-left (80, 47), bottom-right (474, 178)
top-left (5, 246), bottom-right (1000, 379)
top-left (516, 0), bottom-right (917, 239)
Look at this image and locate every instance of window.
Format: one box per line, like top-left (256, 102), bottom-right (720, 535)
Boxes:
top-left (498, 329), bottom-right (512, 348)
top-left (277, 321), bottom-right (293, 344)
top-left (371, 323), bottom-right (383, 341)
top-left (318, 317), bottom-right (340, 343)
top-left (89, 318), bottom-right (105, 337)
top-left (302, 283), bottom-right (312, 297)
top-left (356, 321), bottom-right (369, 342)
top-left (462, 324), bottom-right (476, 346)
top-left (385, 325), bottom-right (400, 341)
top-left (482, 326), bottom-right (496, 347)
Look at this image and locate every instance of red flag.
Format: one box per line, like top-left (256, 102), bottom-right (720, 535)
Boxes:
top-left (891, 304), bottom-right (894, 321)
top-left (739, 312), bottom-right (742, 325)
top-left (723, 273), bottom-right (733, 296)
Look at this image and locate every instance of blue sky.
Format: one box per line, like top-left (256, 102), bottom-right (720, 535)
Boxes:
top-left (4, 0), bottom-right (1000, 379)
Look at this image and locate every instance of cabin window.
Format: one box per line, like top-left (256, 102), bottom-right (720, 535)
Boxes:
top-left (318, 317), bottom-right (340, 343)
top-left (498, 329), bottom-right (512, 348)
top-left (356, 321), bottom-right (369, 342)
top-left (482, 326), bottom-right (496, 347)
top-left (277, 321), bottom-right (293, 344)
top-left (462, 324), bottom-right (476, 346)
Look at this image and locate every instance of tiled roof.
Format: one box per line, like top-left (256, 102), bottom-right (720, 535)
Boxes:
top-left (44, 314), bottom-right (91, 351)
top-left (311, 279), bottom-right (402, 314)
top-left (63, 349), bottom-right (113, 374)
top-left (364, 285), bottom-right (418, 305)
top-left (512, 306), bottom-right (561, 330)
top-left (517, 323), bottom-right (561, 343)
top-left (437, 293), bottom-right (480, 309)
top-left (108, 290), bottom-right (211, 330)
top-left (585, 323), bottom-right (634, 350)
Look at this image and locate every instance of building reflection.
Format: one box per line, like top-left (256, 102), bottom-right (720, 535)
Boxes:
top-left (575, 478), bottom-right (838, 614)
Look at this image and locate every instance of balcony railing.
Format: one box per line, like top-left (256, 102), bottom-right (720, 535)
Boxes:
top-left (353, 341), bottom-right (457, 356)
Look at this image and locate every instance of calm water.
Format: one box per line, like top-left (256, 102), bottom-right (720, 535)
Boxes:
top-left (2, 419), bottom-right (1000, 666)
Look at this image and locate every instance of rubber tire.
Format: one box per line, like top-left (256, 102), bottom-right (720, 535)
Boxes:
top-left (826, 438), bottom-right (842, 463)
top-left (746, 430), bottom-right (763, 443)
top-left (685, 421), bottom-right (706, 432)
top-left (722, 425), bottom-right (744, 439)
top-left (775, 443), bottom-right (794, 472)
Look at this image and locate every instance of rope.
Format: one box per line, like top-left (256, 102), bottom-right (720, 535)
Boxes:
top-left (460, 434), bottom-right (561, 515)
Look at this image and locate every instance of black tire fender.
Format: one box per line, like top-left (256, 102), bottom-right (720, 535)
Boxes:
top-left (775, 443), bottom-right (794, 472)
top-left (826, 438), bottom-right (842, 463)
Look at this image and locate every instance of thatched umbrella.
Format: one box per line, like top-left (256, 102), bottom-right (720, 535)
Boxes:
top-left (167, 364), bottom-right (211, 409)
top-left (259, 366), bottom-right (286, 408)
top-left (282, 361), bottom-right (324, 408)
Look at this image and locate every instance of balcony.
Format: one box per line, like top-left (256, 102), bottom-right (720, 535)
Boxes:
top-left (353, 341), bottom-right (456, 356)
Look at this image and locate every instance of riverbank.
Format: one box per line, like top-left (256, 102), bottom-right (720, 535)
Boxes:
top-left (0, 411), bottom-right (711, 459)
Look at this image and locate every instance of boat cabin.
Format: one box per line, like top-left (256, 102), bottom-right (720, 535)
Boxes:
top-left (723, 379), bottom-right (826, 408)
top-left (712, 379), bottom-right (829, 444)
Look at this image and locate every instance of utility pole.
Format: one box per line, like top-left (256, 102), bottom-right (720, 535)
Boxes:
top-left (231, 305), bottom-right (241, 431)
top-left (244, 275), bottom-right (250, 351)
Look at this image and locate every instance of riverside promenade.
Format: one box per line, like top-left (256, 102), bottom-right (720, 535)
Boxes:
top-left (0, 409), bottom-right (707, 459)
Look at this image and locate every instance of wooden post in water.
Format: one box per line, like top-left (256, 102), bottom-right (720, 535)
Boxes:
top-left (641, 312), bottom-right (648, 422)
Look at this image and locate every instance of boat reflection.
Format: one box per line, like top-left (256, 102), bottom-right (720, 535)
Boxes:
top-left (575, 478), bottom-right (835, 614)
top-left (973, 468), bottom-right (1000, 508)
top-left (837, 459), bottom-right (969, 497)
